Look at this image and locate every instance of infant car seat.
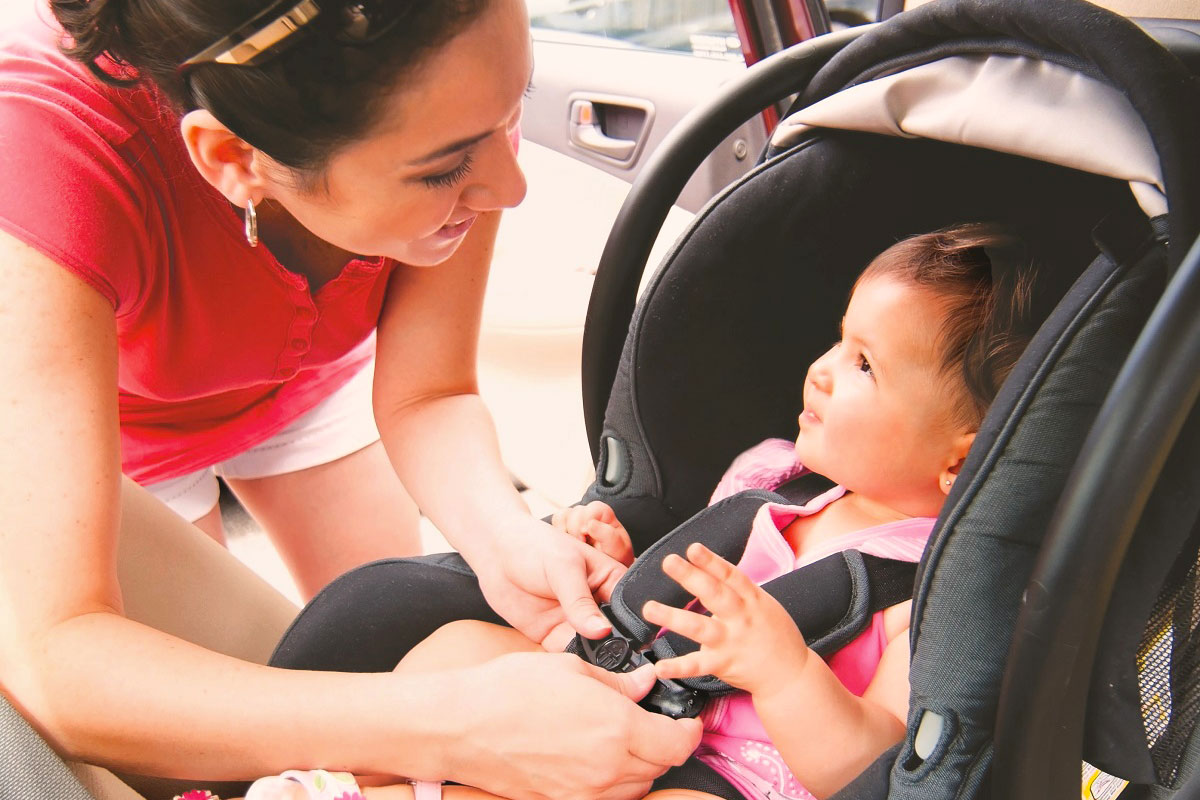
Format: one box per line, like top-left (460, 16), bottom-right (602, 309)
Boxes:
top-left (269, 1), bottom-right (1200, 799)
top-left (572, 1), bottom-right (1200, 798)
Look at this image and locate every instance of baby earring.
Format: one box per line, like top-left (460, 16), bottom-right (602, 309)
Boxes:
top-left (244, 198), bottom-right (259, 248)
top-left (944, 479), bottom-right (952, 486)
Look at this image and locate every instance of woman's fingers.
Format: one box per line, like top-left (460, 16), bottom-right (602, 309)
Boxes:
top-left (575, 660), bottom-right (703, 770)
top-left (625, 711), bottom-right (703, 770)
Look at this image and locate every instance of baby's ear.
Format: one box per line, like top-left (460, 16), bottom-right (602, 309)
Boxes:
top-left (939, 432), bottom-right (976, 495)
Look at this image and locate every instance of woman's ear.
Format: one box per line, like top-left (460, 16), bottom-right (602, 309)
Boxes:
top-left (939, 431), bottom-right (976, 495)
top-left (180, 109), bottom-right (265, 208)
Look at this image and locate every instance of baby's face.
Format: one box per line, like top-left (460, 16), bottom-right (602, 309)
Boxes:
top-left (794, 276), bottom-right (969, 516)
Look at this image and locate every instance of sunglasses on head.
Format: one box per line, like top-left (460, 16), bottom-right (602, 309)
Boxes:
top-left (178, 0), bottom-right (402, 75)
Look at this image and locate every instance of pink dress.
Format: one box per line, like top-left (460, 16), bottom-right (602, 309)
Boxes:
top-left (694, 439), bottom-right (934, 800)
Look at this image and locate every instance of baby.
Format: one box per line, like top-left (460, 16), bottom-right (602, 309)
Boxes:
top-left (238, 222), bottom-right (1037, 800)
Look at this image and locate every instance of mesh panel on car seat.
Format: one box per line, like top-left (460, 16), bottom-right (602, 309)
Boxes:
top-left (1139, 525), bottom-right (1200, 785)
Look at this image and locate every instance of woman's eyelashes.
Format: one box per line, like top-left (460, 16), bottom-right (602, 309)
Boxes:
top-left (421, 151), bottom-right (475, 189)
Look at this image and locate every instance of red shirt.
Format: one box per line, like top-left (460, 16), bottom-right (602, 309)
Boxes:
top-left (0, 23), bottom-right (394, 483)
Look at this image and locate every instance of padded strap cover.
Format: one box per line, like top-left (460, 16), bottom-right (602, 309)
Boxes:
top-left (602, 489), bottom-right (918, 695)
top-left (654, 552), bottom-right (917, 694)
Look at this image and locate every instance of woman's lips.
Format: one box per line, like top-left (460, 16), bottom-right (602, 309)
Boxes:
top-left (435, 215), bottom-right (477, 240)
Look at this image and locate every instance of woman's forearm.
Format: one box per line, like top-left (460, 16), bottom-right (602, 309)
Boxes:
top-left (376, 392), bottom-right (528, 562)
top-left (13, 610), bottom-right (458, 781)
top-left (371, 210), bottom-right (530, 564)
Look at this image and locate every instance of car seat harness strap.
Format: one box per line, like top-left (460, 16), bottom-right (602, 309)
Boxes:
top-left (568, 489), bottom-right (918, 716)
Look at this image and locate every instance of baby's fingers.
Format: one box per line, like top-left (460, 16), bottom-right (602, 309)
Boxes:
top-left (583, 500), bottom-right (619, 524)
top-left (652, 652), bottom-right (711, 681)
top-left (586, 520), bottom-right (634, 566)
top-left (643, 600), bottom-right (720, 647)
top-left (553, 505), bottom-right (592, 537)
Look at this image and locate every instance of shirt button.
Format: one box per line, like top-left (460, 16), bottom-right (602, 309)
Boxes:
top-left (295, 306), bottom-right (316, 321)
top-left (291, 338), bottom-right (308, 350)
top-left (279, 367), bottom-right (297, 379)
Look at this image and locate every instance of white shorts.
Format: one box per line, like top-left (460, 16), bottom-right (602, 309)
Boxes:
top-left (144, 358), bottom-right (380, 522)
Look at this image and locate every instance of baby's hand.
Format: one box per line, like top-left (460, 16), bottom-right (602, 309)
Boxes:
top-left (550, 500), bottom-right (635, 567)
top-left (643, 543), bottom-right (811, 697)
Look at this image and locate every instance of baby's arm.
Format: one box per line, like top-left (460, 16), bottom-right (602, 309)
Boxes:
top-left (551, 500), bottom-right (635, 566)
top-left (750, 618), bottom-right (908, 799)
top-left (645, 544), bottom-right (907, 800)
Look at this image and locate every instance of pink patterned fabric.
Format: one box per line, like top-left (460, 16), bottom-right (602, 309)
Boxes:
top-left (695, 439), bottom-right (934, 800)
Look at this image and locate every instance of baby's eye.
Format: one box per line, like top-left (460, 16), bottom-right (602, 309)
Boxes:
top-left (857, 354), bottom-right (874, 377)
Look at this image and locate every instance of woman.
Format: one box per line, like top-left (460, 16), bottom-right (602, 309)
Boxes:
top-left (0, 0), bottom-right (701, 796)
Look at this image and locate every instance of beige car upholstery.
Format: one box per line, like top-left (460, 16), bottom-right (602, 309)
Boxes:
top-left (67, 479), bottom-right (300, 800)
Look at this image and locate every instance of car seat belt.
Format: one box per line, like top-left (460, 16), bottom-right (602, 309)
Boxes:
top-left (569, 487), bottom-right (918, 715)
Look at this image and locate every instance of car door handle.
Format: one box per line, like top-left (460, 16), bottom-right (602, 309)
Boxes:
top-left (569, 96), bottom-right (653, 166)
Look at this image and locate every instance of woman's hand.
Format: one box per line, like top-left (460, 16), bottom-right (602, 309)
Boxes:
top-left (445, 653), bottom-right (703, 800)
top-left (551, 501), bottom-right (635, 567)
top-left (474, 514), bottom-right (628, 651)
top-left (642, 543), bottom-right (811, 696)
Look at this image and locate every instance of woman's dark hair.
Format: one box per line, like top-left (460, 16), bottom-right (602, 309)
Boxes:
top-left (858, 223), bottom-right (1039, 429)
top-left (50, 0), bottom-right (490, 180)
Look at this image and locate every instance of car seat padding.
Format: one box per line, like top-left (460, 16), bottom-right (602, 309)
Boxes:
top-left (585, 131), bottom-right (1144, 555)
top-left (573, 487), bottom-right (919, 698)
top-left (270, 553), bottom-right (503, 674)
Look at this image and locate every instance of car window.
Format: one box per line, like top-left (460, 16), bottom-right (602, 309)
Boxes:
top-left (527, 0), bottom-right (745, 61)
top-left (528, 2), bottom-right (881, 60)
top-left (828, 0), bottom-right (879, 29)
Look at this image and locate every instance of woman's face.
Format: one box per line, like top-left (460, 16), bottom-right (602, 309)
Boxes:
top-left (263, 0), bottom-right (531, 266)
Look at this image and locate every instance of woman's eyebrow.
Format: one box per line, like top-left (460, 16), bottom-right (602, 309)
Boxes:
top-left (409, 66), bottom-right (535, 167)
top-left (408, 132), bottom-right (490, 166)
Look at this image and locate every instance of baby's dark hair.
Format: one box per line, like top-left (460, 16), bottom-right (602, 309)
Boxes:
top-left (858, 223), bottom-right (1038, 429)
top-left (50, 0), bottom-right (489, 183)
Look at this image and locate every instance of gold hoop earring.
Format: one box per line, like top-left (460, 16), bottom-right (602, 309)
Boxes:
top-left (244, 198), bottom-right (259, 247)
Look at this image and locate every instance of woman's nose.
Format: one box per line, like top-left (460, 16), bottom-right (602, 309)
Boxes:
top-left (463, 130), bottom-right (527, 211)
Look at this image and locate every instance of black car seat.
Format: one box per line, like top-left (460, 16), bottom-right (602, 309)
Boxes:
top-left (573, 2), bottom-right (1200, 798)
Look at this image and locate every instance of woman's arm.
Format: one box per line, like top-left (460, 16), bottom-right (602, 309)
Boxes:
top-left (0, 231), bottom-right (699, 796)
top-left (0, 231), bottom-right (431, 778)
top-left (372, 211), bottom-right (624, 649)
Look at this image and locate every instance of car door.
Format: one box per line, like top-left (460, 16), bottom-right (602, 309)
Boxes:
top-left (523, 1), bottom-right (768, 213)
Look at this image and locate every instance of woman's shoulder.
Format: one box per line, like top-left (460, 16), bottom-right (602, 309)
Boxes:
top-left (0, 22), bottom-right (192, 310)
top-left (0, 19), bottom-right (176, 148)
